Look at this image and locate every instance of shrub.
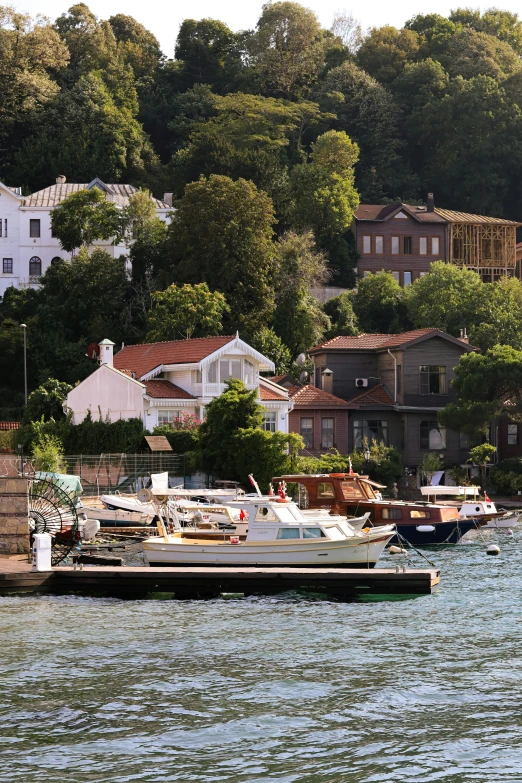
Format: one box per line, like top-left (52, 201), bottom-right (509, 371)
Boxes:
top-left (490, 468), bottom-right (522, 495)
top-left (32, 433), bottom-right (65, 473)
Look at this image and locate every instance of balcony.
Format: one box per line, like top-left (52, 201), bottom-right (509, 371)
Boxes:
top-left (203, 382), bottom-right (258, 397)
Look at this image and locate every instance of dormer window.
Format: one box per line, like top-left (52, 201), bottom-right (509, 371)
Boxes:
top-left (207, 360), bottom-right (217, 383)
top-left (394, 211), bottom-right (408, 219)
top-left (220, 359), bottom-right (241, 382)
top-left (244, 360), bottom-right (254, 385)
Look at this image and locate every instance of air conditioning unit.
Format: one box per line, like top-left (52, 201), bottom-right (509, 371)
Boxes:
top-left (355, 378), bottom-right (368, 388)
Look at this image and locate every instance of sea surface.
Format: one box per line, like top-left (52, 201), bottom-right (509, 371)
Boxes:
top-left (1, 533), bottom-right (522, 783)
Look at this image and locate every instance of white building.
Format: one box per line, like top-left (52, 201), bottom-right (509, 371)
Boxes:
top-left (65, 335), bottom-right (293, 433)
top-left (0, 176), bottom-right (171, 297)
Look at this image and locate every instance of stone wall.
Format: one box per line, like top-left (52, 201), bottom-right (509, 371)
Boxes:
top-left (0, 477), bottom-right (29, 555)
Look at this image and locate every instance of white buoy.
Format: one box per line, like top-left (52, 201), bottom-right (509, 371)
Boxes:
top-left (487, 544), bottom-right (500, 556)
top-left (506, 529), bottom-right (514, 537)
top-left (389, 545), bottom-right (408, 554)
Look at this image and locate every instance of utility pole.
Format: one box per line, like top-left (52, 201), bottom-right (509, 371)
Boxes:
top-left (20, 323), bottom-right (27, 405)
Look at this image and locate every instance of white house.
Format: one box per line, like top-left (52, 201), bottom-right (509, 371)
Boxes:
top-left (0, 176), bottom-right (171, 297)
top-left (65, 335), bottom-right (293, 433)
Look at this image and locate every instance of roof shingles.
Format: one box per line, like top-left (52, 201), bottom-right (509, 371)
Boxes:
top-left (23, 182), bottom-right (170, 209)
top-left (145, 380), bottom-right (195, 399)
top-left (289, 385), bottom-right (349, 408)
top-left (114, 336), bottom-right (235, 378)
top-left (348, 384), bottom-right (395, 408)
top-left (309, 329), bottom-right (467, 353)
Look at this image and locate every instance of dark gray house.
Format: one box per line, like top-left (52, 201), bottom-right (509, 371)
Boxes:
top-left (308, 328), bottom-right (476, 469)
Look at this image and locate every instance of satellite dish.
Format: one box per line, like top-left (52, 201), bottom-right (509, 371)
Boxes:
top-left (296, 353), bottom-right (307, 367)
top-left (299, 370), bottom-right (309, 384)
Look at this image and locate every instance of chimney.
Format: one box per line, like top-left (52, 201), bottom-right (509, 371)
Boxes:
top-left (56, 175), bottom-right (66, 185)
top-left (322, 368), bottom-right (333, 395)
top-left (163, 192), bottom-right (173, 207)
top-left (98, 338), bottom-right (115, 367)
top-left (459, 328), bottom-right (469, 344)
top-left (427, 192), bottom-right (435, 213)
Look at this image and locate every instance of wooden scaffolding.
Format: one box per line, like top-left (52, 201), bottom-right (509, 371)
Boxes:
top-left (448, 222), bottom-right (517, 281)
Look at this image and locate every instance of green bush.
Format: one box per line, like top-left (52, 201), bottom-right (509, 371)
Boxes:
top-left (494, 457), bottom-right (522, 475)
top-left (490, 468), bottom-right (522, 495)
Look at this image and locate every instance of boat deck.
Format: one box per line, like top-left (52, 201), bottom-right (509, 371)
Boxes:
top-left (0, 557), bottom-right (440, 598)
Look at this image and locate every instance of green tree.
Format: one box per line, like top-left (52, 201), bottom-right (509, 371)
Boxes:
top-left (324, 291), bottom-right (359, 336)
top-left (174, 18), bottom-right (244, 93)
top-left (356, 25), bottom-right (420, 84)
top-left (439, 345), bottom-right (522, 436)
top-left (32, 432), bottom-right (66, 473)
top-left (404, 261), bottom-right (484, 337)
top-left (248, 328), bottom-right (292, 374)
top-left (352, 272), bottom-right (409, 333)
top-left (274, 291), bottom-right (330, 356)
top-left (23, 379), bottom-right (72, 424)
top-left (108, 14), bottom-right (163, 85)
top-left (468, 442), bottom-right (497, 489)
top-left (450, 8), bottom-right (522, 56)
top-left (129, 217), bottom-right (168, 282)
top-left (55, 3), bottom-right (117, 76)
top-left (51, 187), bottom-right (122, 253)
top-left (249, 1), bottom-right (330, 99)
top-left (165, 175), bottom-right (276, 333)
top-left (470, 276), bottom-right (522, 351)
top-left (146, 283), bottom-right (229, 341)
top-left (198, 378), bottom-right (301, 488)
top-left (0, 7), bottom-right (69, 152)
top-left (419, 452), bottom-right (443, 483)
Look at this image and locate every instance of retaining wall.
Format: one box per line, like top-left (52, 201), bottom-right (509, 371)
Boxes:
top-left (0, 477), bottom-right (29, 555)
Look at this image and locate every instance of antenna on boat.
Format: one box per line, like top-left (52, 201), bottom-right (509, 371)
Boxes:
top-left (248, 474), bottom-right (262, 497)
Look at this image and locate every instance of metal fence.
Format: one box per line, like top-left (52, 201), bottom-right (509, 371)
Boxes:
top-left (0, 453), bottom-right (198, 496)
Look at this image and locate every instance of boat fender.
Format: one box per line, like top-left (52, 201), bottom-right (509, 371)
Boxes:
top-left (487, 544), bottom-right (500, 556)
top-left (389, 545), bottom-right (408, 554)
top-left (416, 525), bottom-right (436, 533)
top-left (230, 536), bottom-right (240, 545)
top-left (507, 528), bottom-right (514, 536)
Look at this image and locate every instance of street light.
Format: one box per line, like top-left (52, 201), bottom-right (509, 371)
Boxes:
top-left (20, 323), bottom-right (27, 405)
top-left (364, 447), bottom-right (371, 462)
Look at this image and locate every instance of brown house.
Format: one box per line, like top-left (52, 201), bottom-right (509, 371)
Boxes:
top-left (287, 384), bottom-right (350, 455)
top-left (308, 328), bottom-right (476, 469)
top-left (354, 194), bottom-right (521, 285)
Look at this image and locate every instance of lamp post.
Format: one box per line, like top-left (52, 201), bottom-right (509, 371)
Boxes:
top-left (364, 447), bottom-right (371, 462)
top-left (20, 323), bottom-right (27, 405)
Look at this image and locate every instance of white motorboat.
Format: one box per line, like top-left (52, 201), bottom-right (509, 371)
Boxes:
top-left (301, 508), bottom-right (371, 530)
top-left (81, 506), bottom-right (155, 527)
top-left (421, 486), bottom-right (521, 529)
top-left (143, 493), bottom-right (395, 568)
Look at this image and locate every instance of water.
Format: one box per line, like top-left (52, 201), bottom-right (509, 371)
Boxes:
top-left (1, 535), bottom-right (522, 782)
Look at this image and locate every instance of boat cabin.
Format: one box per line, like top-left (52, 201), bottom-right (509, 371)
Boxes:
top-left (272, 473), bottom-right (461, 528)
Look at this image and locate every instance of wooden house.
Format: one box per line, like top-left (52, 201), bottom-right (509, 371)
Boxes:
top-left (354, 194), bottom-right (521, 284)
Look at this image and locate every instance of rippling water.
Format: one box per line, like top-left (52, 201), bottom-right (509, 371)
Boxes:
top-left (2, 534), bottom-right (522, 782)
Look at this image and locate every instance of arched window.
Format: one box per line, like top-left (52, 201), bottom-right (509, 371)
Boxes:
top-left (51, 256), bottom-right (62, 266)
top-left (29, 256), bottom-right (42, 278)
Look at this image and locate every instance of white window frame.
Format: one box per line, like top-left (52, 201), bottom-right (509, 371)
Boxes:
top-left (219, 358), bottom-right (242, 383)
top-left (262, 410), bottom-right (276, 432)
top-left (157, 410), bottom-right (182, 427)
top-left (404, 271), bottom-right (412, 286)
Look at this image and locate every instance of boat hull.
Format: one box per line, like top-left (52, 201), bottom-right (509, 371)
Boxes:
top-left (482, 513), bottom-right (520, 529)
top-left (390, 519), bottom-right (480, 546)
top-left (143, 535), bottom-right (392, 568)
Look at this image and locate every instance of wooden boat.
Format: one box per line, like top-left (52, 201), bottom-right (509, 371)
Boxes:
top-left (143, 494), bottom-right (394, 568)
top-left (272, 473), bottom-right (482, 546)
top-left (420, 486), bottom-right (521, 529)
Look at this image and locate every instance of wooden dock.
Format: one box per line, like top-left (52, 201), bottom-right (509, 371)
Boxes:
top-left (0, 558), bottom-right (440, 598)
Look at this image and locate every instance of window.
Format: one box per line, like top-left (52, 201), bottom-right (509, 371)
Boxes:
top-left (363, 270), bottom-right (372, 278)
top-left (353, 420), bottom-right (389, 447)
top-left (207, 360), bottom-right (217, 383)
top-left (394, 211), bottom-right (408, 219)
top-left (391, 236), bottom-right (399, 254)
top-left (277, 528), bottom-right (300, 539)
top-left (397, 365), bottom-right (402, 394)
top-left (317, 482), bottom-right (335, 498)
top-left (508, 423), bottom-right (518, 445)
top-left (341, 481), bottom-right (365, 499)
top-left (419, 271), bottom-right (427, 278)
top-left (419, 237), bottom-right (428, 255)
top-left (391, 271), bottom-right (400, 282)
top-left (460, 432), bottom-right (470, 449)
top-left (244, 360), bottom-right (254, 385)
top-left (404, 236), bottom-right (412, 254)
top-left (29, 219), bottom-right (40, 238)
top-left (382, 508), bottom-right (402, 520)
top-left (29, 257), bottom-right (41, 277)
top-left (300, 418), bottom-right (313, 448)
top-left (420, 421), bottom-right (446, 449)
top-left (2, 258), bottom-right (12, 274)
top-left (157, 410), bottom-right (182, 426)
top-left (363, 235), bottom-right (371, 253)
top-left (219, 359), bottom-right (241, 382)
top-left (403, 271), bottom-right (412, 286)
top-left (303, 527), bottom-right (326, 538)
top-left (321, 418), bottom-right (334, 449)
top-left (420, 365), bottom-right (446, 394)
top-left (195, 369), bottom-right (202, 383)
top-left (262, 411), bottom-right (276, 432)
top-left (410, 510), bottom-right (431, 519)
top-left (431, 237), bottom-right (440, 255)
top-left (375, 236), bottom-right (384, 254)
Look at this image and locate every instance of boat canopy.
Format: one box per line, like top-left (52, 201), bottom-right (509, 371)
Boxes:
top-left (420, 485), bottom-right (480, 496)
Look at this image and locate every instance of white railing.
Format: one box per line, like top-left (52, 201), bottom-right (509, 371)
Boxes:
top-left (203, 382), bottom-right (258, 397)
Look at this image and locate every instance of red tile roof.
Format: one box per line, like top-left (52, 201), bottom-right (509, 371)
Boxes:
top-left (309, 329), bottom-right (463, 352)
top-left (145, 380), bottom-right (195, 399)
top-left (260, 384), bottom-right (288, 400)
top-left (289, 385), bottom-right (349, 408)
top-left (114, 336), bottom-right (235, 378)
top-left (348, 384), bottom-right (395, 408)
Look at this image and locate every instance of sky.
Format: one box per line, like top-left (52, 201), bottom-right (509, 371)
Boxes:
top-left (23, 0), bottom-right (522, 56)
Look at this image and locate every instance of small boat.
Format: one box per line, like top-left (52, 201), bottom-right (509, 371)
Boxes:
top-left (421, 486), bottom-right (522, 529)
top-left (143, 491), bottom-right (395, 568)
top-left (274, 473), bottom-right (483, 546)
top-left (81, 506), bottom-right (155, 528)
